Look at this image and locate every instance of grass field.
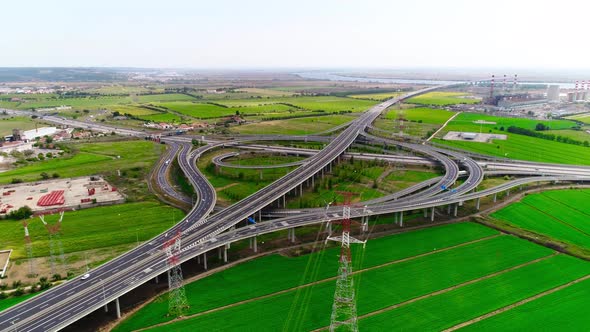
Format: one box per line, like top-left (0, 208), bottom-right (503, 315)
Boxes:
top-left (113, 222), bottom-right (501, 331)
top-left (434, 113), bottom-right (590, 164)
top-left (459, 274), bottom-right (590, 331)
top-left (124, 232), bottom-right (558, 331)
top-left (361, 254), bottom-right (590, 331)
top-left (491, 189), bottom-right (590, 253)
top-left (0, 201), bottom-right (184, 260)
top-left (348, 92), bottom-right (403, 101)
top-left (384, 107), bottom-right (455, 124)
top-left (0, 94), bottom-right (195, 111)
top-left (0, 140), bottom-right (164, 184)
top-left (0, 116), bottom-right (44, 137)
top-left (231, 114), bottom-right (355, 135)
top-left (406, 92), bottom-right (480, 106)
top-left (565, 112), bottom-right (590, 124)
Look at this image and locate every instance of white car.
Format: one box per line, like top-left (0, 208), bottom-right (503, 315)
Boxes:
top-left (81, 273), bottom-right (90, 280)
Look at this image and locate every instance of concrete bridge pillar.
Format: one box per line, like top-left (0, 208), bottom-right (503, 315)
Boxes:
top-left (311, 175), bottom-right (315, 187)
top-left (299, 184), bottom-right (303, 197)
top-left (431, 207), bottom-right (435, 222)
top-left (253, 236), bottom-right (258, 253)
top-left (115, 297), bottom-right (121, 319)
top-left (454, 204), bottom-right (458, 217)
top-left (197, 254), bottom-right (201, 264)
top-left (224, 245), bottom-right (228, 263)
top-left (154, 275), bottom-right (159, 284)
top-left (282, 195), bottom-right (286, 208)
top-left (104, 304), bottom-right (109, 313)
top-left (203, 252), bottom-right (208, 270)
top-left (507, 190), bottom-right (510, 197)
top-left (476, 198), bottom-right (480, 211)
top-left (249, 237), bottom-right (253, 249)
top-left (447, 204), bottom-right (451, 215)
top-left (327, 221), bottom-right (332, 235)
top-left (493, 193), bottom-right (497, 202)
top-left (218, 247), bottom-right (222, 260)
top-left (394, 212), bottom-right (398, 224)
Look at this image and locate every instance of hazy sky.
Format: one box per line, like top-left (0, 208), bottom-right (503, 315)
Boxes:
top-left (2, 0), bottom-right (589, 68)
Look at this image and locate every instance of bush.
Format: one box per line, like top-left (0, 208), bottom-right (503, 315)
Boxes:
top-left (11, 178), bottom-right (23, 184)
top-left (52, 173), bottom-right (60, 178)
top-left (8, 206), bottom-right (33, 220)
top-left (40, 172), bottom-right (50, 180)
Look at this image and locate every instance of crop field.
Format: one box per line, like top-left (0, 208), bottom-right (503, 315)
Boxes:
top-left (0, 201), bottom-right (184, 260)
top-left (384, 107), bottom-right (455, 124)
top-left (156, 101), bottom-right (297, 119)
top-left (113, 222), bottom-right (590, 332)
top-left (0, 93), bottom-right (195, 111)
top-left (565, 112), bottom-right (590, 124)
top-left (0, 140), bottom-right (164, 184)
top-left (0, 116), bottom-right (43, 136)
top-left (135, 112), bottom-right (183, 123)
top-left (491, 189), bottom-right (590, 252)
top-left (460, 275), bottom-right (590, 331)
top-left (234, 88), bottom-right (295, 97)
top-left (406, 91), bottom-right (480, 106)
top-left (113, 222), bottom-right (500, 330)
top-left (434, 113), bottom-right (590, 164)
top-left (348, 91), bottom-right (404, 101)
top-left (106, 105), bottom-right (160, 116)
top-left (231, 114), bottom-right (355, 135)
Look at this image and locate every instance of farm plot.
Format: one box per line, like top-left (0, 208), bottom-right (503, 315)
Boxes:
top-left (406, 92), bottom-right (480, 106)
top-left (491, 189), bottom-right (590, 251)
top-left (459, 274), bottom-right (590, 331)
top-left (360, 254), bottom-right (590, 331)
top-left (114, 223), bottom-right (564, 331)
top-left (133, 235), bottom-right (551, 331)
top-left (231, 114), bottom-right (354, 135)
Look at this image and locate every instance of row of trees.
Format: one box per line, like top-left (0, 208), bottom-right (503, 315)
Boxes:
top-left (507, 126), bottom-right (590, 147)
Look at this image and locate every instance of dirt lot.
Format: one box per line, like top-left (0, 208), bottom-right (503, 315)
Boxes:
top-left (443, 131), bottom-right (507, 143)
top-left (0, 176), bottom-right (124, 216)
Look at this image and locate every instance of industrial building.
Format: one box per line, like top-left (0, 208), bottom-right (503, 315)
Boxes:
top-left (547, 85), bottom-right (560, 102)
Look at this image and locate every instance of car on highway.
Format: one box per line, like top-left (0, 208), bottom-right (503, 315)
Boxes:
top-left (81, 273), bottom-right (90, 280)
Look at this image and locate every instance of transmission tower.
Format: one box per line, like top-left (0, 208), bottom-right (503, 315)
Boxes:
top-left (22, 221), bottom-right (37, 277)
top-left (325, 192), bottom-right (366, 332)
top-left (163, 231), bottom-right (189, 317)
top-left (40, 211), bottom-right (66, 275)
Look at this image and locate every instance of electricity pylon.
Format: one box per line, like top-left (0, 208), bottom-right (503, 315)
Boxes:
top-left (22, 221), bottom-right (36, 277)
top-left (163, 231), bottom-right (189, 317)
top-left (325, 192), bottom-right (366, 332)
top-left (40, 211), bottom-right (66, 275)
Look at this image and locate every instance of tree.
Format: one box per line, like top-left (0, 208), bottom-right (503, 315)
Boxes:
top-left (40, 172), bottom-right (50, 180)
top-left (535, 123), bottom-right (547, 131)
top-left (45, 136), bottom-right (53, 144)
top-left (8, 206), bottom-right (33, 220)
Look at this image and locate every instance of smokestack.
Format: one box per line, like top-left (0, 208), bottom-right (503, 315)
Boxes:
top-left (512, 74), bottom-right (518, 91)
top-left (503, 74), bottom-right (507, 91)
top-left (490, 75), bottom-right (495, 99)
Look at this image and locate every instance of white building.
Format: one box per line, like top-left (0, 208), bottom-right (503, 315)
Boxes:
top-left (22, 127), bottom-right (58, 141)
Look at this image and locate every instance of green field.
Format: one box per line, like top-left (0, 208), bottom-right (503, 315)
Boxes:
top-left (0, 116), bottom-right (44, 137)
top-left (0, 140), bottom-right (164, 184)
top-left (491, 189), bottom-right (590, 253)
top-left (348, 92), bottom-right (403, 101)
top-left (0, 201), bottom-right (184, 260)
top-left (434, 113), bottom-right (590, 164)
top-left (406, 92), bottom-right (480, 106)
top-left (460, 275), bottom-right (590, 331)
top-left (231, 114), bottom-right (355, 135)
top-left (114, 222), bottom-right (501, 331)
top-left (361, 254), bottom-right (590, 331)
top-left (565, 112), bottom-right (590, 124)
top-left (384, 107), bottom-right (455, 124)
top-left (0, 93), bottom-right (195, 111)
top-left (115, 221), bottom-right (590, 332)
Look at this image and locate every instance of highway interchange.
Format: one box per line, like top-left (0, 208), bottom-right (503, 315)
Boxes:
top-left (2, 85), bottom-right (590, 331)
